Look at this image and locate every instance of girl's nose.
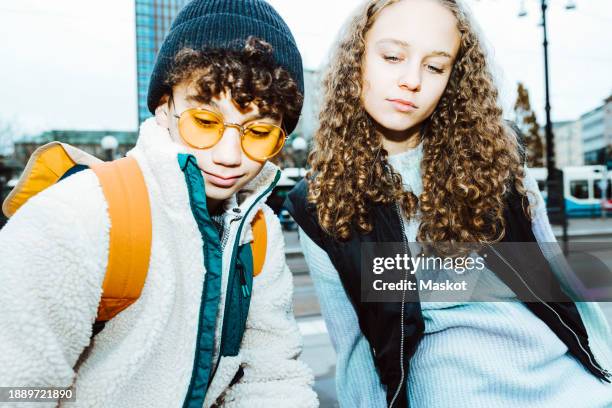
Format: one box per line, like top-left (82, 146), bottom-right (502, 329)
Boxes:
top-left (397, 61), bottom-right (422, 92)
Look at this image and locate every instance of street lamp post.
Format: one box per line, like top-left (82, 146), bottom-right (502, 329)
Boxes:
top-left (541, 0), bottom-right (555, 175)
top-left (291, 136), bottom-right (307, 168)
top-left (100, 135), bottom-right (119, 162)
top-left (517, 0), bottom-right (576, 251)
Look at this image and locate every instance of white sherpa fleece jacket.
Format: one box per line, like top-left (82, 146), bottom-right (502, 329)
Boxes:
top-left (0, 118), bottom-right (318, 408)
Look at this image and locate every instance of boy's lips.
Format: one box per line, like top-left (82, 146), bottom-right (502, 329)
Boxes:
top-left (202, 170), bottom-right (243, 188)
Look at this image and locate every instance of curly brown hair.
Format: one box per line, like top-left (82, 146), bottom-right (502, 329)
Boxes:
top-left (165, 36), bottom-right (303, 132)
top-left (307, 0), bottom-right (532, 252)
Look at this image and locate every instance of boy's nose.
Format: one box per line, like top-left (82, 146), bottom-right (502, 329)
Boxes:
top-left (211, 127), bottom-right (243, 167)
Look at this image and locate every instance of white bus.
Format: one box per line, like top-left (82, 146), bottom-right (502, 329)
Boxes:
top-left (527, 165), bottom-right (611, 217)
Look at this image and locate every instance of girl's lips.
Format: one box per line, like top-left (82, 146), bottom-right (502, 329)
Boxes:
top-left (388, 99), bottom-right (418, 112)
top-left (203, 170), bottom-right (242, 188)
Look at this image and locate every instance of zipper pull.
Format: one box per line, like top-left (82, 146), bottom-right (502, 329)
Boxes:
top-left (239, 265), bottom-right (250, 298)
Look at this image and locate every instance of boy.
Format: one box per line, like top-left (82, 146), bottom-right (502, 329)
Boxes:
top-left (0, 1), bottom-right (318, 407)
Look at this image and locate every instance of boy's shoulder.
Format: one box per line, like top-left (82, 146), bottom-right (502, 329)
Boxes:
top-left (44, 167), bottom-right (105, 206)
top-left (10, 168), bottom-right (110, 236)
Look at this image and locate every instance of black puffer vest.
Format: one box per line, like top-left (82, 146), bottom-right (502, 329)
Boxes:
top-left (284, 178), bottom-right (610, 408)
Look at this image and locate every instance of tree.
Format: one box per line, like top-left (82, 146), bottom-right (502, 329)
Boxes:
top-left (0, 119), bottom-right (19, 157)
top-left (514, 82), bottom-right (545, 167)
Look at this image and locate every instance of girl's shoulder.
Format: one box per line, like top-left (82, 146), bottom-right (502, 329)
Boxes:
top-left (283, 177), bottom-right (327, 249)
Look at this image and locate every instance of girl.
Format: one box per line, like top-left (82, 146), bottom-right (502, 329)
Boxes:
top-left (285, 0), bottom-right (612, 407)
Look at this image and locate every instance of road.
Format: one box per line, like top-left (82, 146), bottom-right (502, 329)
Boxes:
top-left (287, 218), bottom-right (612, 407)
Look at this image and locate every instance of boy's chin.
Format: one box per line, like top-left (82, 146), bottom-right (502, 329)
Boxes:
top-left (206, 181), bottom-right (250, 206)
top-left (204, 184), bottom-right (239, 201)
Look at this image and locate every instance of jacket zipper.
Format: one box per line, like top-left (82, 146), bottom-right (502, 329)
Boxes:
top-left (219, 219), bottom-right (232, 252)
top-left (389, 202), bottom-right (410, 408)
top-left (208, 170), bottom-right (282, 384)
top-left (486, 244), bottom-right (611, 380)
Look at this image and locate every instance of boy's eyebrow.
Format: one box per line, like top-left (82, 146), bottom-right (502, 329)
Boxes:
top-left (185, 94), bottom-right (265, 122)
top-left (185, 94), bottom-right (218, 108)
top-left (376, 38), bottom-right (452, 59)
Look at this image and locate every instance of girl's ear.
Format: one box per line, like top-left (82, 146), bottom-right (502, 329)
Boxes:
top-left (155, 94), bottom-right (171, 128)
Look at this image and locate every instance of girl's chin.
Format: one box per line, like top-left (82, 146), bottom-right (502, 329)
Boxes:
top-left (376, 119), bottom-right (419, 133)
top-left (368, 111), bottom-right (420, 132)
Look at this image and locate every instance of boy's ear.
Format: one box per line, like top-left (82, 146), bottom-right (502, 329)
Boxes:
top-left (155, 94), bottom-right (171, 128)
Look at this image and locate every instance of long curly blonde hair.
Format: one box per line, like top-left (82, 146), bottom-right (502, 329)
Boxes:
top-left (307, 0), bottom-right (531, 249)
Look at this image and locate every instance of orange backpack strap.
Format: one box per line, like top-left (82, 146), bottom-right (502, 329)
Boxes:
top-left (250, 209), bottom-right (267, 277)
top-left (90, 157), bottom-right (152, 322)
top-left (2, 142), bottom-right (96, 218)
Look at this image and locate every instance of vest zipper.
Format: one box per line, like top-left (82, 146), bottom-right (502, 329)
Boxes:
top-left (239, 263), bottom-right (250, 298)
top-left (221, 215), bottom-right (248, 297)
top-left (389, 202), bottom-right (410, 408)
top-left (485, 244), bottom-right (611, 380)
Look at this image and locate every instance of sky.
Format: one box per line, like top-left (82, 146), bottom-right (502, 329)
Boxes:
top-left (0, 0), bottom-right (611, 138)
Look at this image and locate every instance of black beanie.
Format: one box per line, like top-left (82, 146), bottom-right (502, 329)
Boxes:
top-left (147, 0), bottom-right (304, 134)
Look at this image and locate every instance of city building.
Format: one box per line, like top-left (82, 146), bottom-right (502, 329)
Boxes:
top-left (13, 130), bottom-right (138, 167)
top-left (605, 95), bottom-right (612, 169)
top-left (581, 96), bottom-right (612, 166)
top-left (581, 104), bottom-right (604, 164)
top-left (553, 120), bottom-right (583, 167)
top-left (274, 69), bottom-right (321, 168)
top-left (135, 0), bottom-right (189, 125)
top-left (292, 69), bottom-right (321, 142)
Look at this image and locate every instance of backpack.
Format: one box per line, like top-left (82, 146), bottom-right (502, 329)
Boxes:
top-left (2, 142), bottom-right (267, 335)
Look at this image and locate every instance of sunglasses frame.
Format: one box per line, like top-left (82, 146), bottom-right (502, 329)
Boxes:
top-left (171, 103), bottom-right (288, 162)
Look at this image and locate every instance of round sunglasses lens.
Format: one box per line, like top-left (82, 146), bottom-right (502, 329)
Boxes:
top-left (243, 124), bottom-right (285, 161)
top-left (178, 110), bottom-right (222, 149)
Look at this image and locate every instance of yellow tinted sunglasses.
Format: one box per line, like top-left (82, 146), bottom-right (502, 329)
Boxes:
top-left (173, 107), bottom-right (287, 162)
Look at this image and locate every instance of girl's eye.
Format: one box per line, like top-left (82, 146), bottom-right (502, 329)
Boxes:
top-left (427, 65), bottom-right (444, 74)
top-left (383, 55), bottom-right (401, 62)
